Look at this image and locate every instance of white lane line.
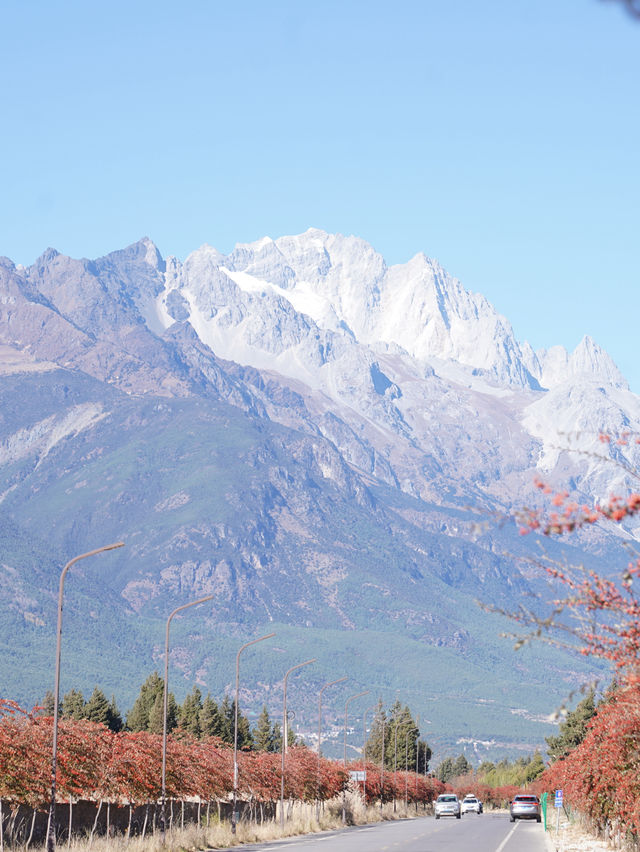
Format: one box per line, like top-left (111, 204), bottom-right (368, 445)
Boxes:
top-left (495, 820), bottom-right (519, 852)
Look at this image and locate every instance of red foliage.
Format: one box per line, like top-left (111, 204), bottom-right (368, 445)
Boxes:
top-left (519, 476), bottom-right (640, 537)
top-left (538, 679), bottom-right (640, 836)
top-left (515, 442), bottom-right (640, 839)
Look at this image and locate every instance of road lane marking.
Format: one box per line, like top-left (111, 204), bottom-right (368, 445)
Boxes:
top-left (495, 820), bottom-right (519, 852)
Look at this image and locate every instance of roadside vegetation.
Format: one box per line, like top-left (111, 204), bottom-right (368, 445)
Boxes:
top-left (503, 430), bottom-right (640, 847)
top-left (0, 693), bottom-right (442, 850)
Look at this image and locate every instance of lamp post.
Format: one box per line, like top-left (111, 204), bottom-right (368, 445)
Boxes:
top-left (47, 542), bottom-right (124, 852)
top-left (415, 715), bottom-right (420, 812)
top-left (280, 659), bottom-right (316, 829)
top-left (380, 712), bottom-right (386, 812)
top-left (316, 676), bottom-right (347, 820)
top-left (342, 690), bottom-right (368, 823)
top-left (362, 703), bottom-right (377, 806)
top-left (161, 594), bottom-right (215, 837)
top-left (231, 633), bottom-right (275, 834)
top-left (404, 729), bottom-right (409, 808)
top-left (393, 708), bottom-right (399, 813)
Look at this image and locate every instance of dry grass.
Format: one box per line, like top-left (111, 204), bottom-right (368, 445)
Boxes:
top-left (22, 796), bottom-right (429, 852)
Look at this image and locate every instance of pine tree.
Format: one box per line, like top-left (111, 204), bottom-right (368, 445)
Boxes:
top-left (84, 687), bottom-right (110, 726)
top-left (219, 695), bottom-right (233, 744)
top-left (127, 672), bottom-right (163, 731)
top-left (127, 672), bottom-right (177, 733)
top-left (238, 710), bottom-right (254, 750)
top-left (41, 690), bottom-right (57, 717)
top-left (179, 686), bottom-right (203, 737)
top-left (148, 691), bottom-right (178, 735)
top-left (254, 705), bottom-right (275, 752)
top-left (365, 701), bottom-right (420, 770)
top-left (200, 694), bottom-right (224, 739)
top-left (436, 756), bottom-right (456, 784)
top-left (107, 695), bottom-right (123, 732)
top-left (452, 753), bottom-right (472, 777)
top-left (525, 750), bottom-right (545, 782)
top-left (417, 739), bottom-right (432, 773)
top-left (219, 694), bottom-right (253, 748)
top-left (272, 721), bottom-right (283, 753)
top-left (61, 689), bottom-right (86, 720)
top-left (364, 701), bottom-right (388, 765)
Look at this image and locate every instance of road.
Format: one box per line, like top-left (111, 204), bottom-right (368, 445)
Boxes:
top-left (213, 813), bottom-right (548, 852)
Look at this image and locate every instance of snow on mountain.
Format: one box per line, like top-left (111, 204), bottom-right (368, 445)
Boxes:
top-left (151, 229), bottom-right (624, 400)
top-left (534, 336), bottom-right (628, 391)
top-left (150, 231), bottom-right (511, 390)
top-left (99, 227), bottom-right (631, 512)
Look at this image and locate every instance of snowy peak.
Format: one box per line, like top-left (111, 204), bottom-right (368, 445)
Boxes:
top-left (535, 336), bottom-right (627, 390)
top-left (220, 230), bottom-right (536, 388)
top-left (147, 229), bottom-right (628, 396)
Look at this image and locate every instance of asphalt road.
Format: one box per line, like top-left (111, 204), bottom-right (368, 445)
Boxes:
top-left (213, 813), bottom-right (548, 852)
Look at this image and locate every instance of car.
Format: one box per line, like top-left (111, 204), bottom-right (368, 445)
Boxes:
top-left (461, 794), bottom-right (481, 814)
top-left (434, 794), bottom-right (461, 819)
top-left (510, 794), bottom-right (541, 822)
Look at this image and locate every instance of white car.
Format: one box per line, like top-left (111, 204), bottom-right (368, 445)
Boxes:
top-left (461, 795), bottom-right (481, 814)
top-left (434, 794), bottom-right (461, 819)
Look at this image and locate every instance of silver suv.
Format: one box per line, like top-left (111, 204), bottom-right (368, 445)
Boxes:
top-left (461, 795), bottom-right (481, 814)
top-left (509, 794), bottom-right (541, 823)
top-left (434, 794), bottom-right (461, 819)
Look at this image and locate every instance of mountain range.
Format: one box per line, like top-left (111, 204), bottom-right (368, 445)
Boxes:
top-left (1, 229), bottom-right (638, 761)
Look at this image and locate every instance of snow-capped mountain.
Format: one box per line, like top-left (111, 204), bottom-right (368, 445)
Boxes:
top-left (2, 229), bottom-right (638, 511)
top-left (124, 227), bottom-right (638, 508)
top-left (0, 230), bottom-right (637, 756)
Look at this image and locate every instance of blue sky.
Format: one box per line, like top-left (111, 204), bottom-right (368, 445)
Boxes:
top-left (1, 0), bottom-right (639, 388)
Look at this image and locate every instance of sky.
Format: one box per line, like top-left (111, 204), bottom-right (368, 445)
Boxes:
top-left (1, 0), bottom-right (639, 388)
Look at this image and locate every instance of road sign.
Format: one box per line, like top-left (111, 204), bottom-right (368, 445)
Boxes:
top-left (554, 789), bottom-right (563, 808)
top-left (349, 770), bottom-right (366, 782)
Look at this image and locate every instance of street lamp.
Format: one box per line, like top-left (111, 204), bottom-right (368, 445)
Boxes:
top-left (404, 728), bottom-right (409, 808)
top-left (362, 703), bottom-right (378, 805)
top-left (316, 676), bottom-right (347, 820)
top-left (415, 714), bottom-right (420, 812)
top-left (393, 707), bottom-right (399, 813)
top-left (161, 594), bottom-right (215, 837)
top-left (280, 659), bottom-right (316, 829)
top-left (47, 542), bottom-right (124, 852)
top-left (380, 711), bottom-right (386, 812)
top-left (231, 633), bottom-right (275, 834)
top-left (342, 690), bottom-right (368, 823)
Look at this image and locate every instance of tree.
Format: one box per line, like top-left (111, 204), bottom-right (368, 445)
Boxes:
top-left (107, 695), bottom-right (123, 732)
top-left (363, 702), bottom-right (387, 766)
top-left (506, 433), bottom-right (640, 838)
top-left (127, 672), bottom-right (176, 733)
top-left (417, 739), bottom-right (432, 774)
top-left (40, 690), bottom-right (57, 716)
top-left (84, 687), bottom-right (110, 727)
top-left (545, 689), bottom-right (596, 762)
top-left (270, 720), bottom-right (296, 752)
top-left (219, 694), bottom-right (252, 748)
top-left (218, 695), bottom-right (234, 744)
top-left (436, 756), bottom-right (456, 784)
top-left (524, 750), bottom-right (545, 782)
top-left (364, 700), bottom-right (421, 770)
top-left (453, 753), bottom-right (472, 777)
top-left (148, 691), bottom-right (178, 735)
top-left (179, 686), bottom-right (203, 738)
top-left (253, 705), bottom-right (276, 752)
top-left (61, 689), bottom-right (86, 720)
top-left (199, 693), bottom-right (224, 739)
